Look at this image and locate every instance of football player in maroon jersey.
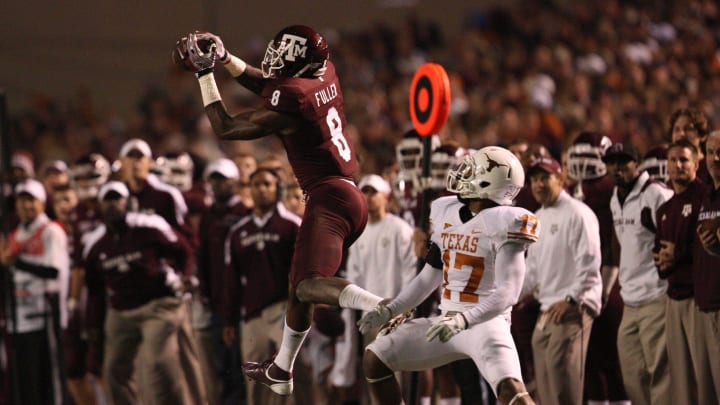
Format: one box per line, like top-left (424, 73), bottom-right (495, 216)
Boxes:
top-left (67, 153), bottom-right (112, 404)
top-left (566, 132), bottom-right (628, 404)
top-left (177, 26), bottom-right (385, 395)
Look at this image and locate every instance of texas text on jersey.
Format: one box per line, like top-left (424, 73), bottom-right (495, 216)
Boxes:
top-left (430, 196), bottom-right (538, 313)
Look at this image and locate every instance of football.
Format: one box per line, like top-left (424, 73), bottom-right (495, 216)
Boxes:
top-left (171, 36), bottom-right (215, 72)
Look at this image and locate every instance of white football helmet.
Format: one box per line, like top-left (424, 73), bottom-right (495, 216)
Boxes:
top-left (446, 146), bottom-right (524, 205)
top-left (155, 152), bottom-right (194, 192)
top-left (567, 132), bottom-right (612, 181)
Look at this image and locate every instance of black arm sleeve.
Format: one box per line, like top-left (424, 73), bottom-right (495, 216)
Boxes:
top-left (14, 258), bottom-right (59, 279)
top-left (425, 241), bottom-right (444, 269)
top-left (641, 207), bottom-right (657, 233)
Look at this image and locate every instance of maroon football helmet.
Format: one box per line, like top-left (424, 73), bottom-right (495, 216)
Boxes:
top-left (567, 131), bottom-right (612, 181)
top-left (70, 153), bottom-right (111, 200)
top-left (639, 144), bottom-right (669, 182)
top-left (261, 25), bottom-right (329, 79)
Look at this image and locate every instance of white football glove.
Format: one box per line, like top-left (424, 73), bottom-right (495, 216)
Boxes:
top-left (194, 31), bottom-right (229, 63)
top-left (357, 303), bottom-right (392, 335)
top-left (185, 33), bottom-right (217, 75)
top-left (425, 313), bottom-right (468, 343)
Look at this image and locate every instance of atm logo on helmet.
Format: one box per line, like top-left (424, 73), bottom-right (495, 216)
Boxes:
top-left (281, 34), bottom-right (308, 61)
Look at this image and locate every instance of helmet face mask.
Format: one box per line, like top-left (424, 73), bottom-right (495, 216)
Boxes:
top-left (567, 144), bottom-right (607, 180)
top-left (430, 152), bottom-right (454, 190)
top-left (567, 133), bottom-right (612, 181)
top-left (71, 154), bottom-right (111, 200)
top-left (446, 146), bottom-right (524, 206)
top-left (396, 137), bottom-right (423, 176)
top-left (156, 153), bottom-right (194, 192)
top-left (262, 25), bottom-right (329, 79)
top-left (639, 157), bottom-right (668, 182)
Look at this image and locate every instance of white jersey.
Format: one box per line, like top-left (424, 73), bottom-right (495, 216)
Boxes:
top-left (346, 213), bottom-right (417, 301)
top-left (9, 213), bottom-right (70, 333)
top-left (611, 171), bottom-right (673, 306)
top-left (429, 196), bottom-right (538, 314)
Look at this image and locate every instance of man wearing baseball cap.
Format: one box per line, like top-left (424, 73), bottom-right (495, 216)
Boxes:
top-left (0, 179), bottom-right (70, 404)
top-left (520, 157), bottom-right (602, 405)
top-left (606, 141), bottom-right (674, 405)
top-left (81, 181), bottom-right (206, 404)
top-left (330, 173), bottom-right (417, 396)
top-left (117, 138), bottom-right (193, 243)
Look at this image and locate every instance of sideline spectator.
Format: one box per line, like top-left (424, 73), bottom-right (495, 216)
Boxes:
top-left (1, 179), bottom-right (70, 404)
top-left (694, 130), bottom-right (720, 403)
top-left (606, 143), bottom-right (673, 405)
top-left (82, 181), bottom-right (205, 405)
top-left (523, 157), bottom-right (601, 405)
top-left (654, 139), bottom-right (709, 404)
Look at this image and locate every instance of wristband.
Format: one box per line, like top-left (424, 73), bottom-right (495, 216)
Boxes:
top-left (198, 74), bottom-right (222, 107)
top-left (223, 54), bottom-right (247, 77)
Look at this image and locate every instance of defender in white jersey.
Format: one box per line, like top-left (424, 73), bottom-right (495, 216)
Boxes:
top-left (359, 147), bottom-right (537, 405)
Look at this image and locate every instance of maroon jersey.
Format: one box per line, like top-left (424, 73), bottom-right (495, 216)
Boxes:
top-left (81, 213), bottom-right (193, 317)
top-left (128, 175), bottom-right (195, 246)
top-left (69, 200), bottom-right (103, 268)
top-left (655, 179), bottom-right (709, 300)
top-left (197, 195), bottom-right (248, 314)
top-left (223, 204), bottom-right (301, 324)
top-left (397, 185), bottom-right (421, 228)
top-left (184, 181), bottom-right (213, 216)
top-left (694, 186), bottom-right (720, 311)
top-left (515, 184), bottom-right (540, 212)
top-left (262, 61), bottom-right (358, 191)
top-left (572, 176), bottom-right (617, 267)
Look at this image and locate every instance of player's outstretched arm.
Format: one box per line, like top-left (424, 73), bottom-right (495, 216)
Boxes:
top-left (358, 262), bottom-right (442, 334)
top-left (176, 33), bottom-right (296, 141)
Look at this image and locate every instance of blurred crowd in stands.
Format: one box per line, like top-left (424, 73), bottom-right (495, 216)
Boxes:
top-left (6, 1), bottom-right (720, 177)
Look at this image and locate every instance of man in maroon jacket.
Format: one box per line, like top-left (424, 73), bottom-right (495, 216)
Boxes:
top-left (177, 26), bottom-right (386, 396)
top-left (566, 132), bottom-right (628, 405)
top-left (117, 138), bottom-right (195, 247)
top-left (81, 181), bottom-right (205, 405)
top-left (193, 157), bottom-right (248, 404)
top-left (654, 139), bottom-right (709, 404)
top-left (694, 130), bottom-right (720, 403)
top-left (223, 168), bottom-right (301, 405)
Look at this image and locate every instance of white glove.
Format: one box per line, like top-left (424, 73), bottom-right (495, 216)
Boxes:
top-left (194, 31), bottom-right (229, 63)
top-left (357, 303), bottom-right (392, 335)
top-left (425, 313), bottom-right (467, 342)
top-left (185, 33), bottom-right (217, 75)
